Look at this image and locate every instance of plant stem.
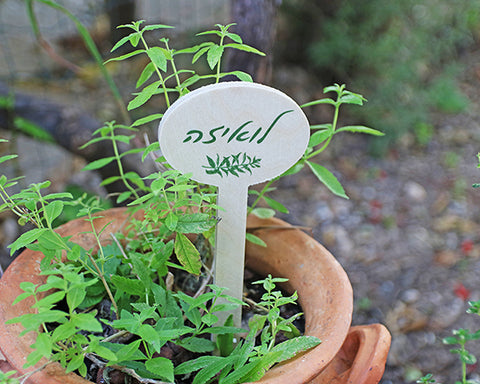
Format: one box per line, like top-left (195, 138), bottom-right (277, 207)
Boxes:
top-left (164, 40), bottom-right (182, 92)
top-left (461, 342), bottom-right (467, 384)
top-left (306, 102), bottom-right (340, 160)
top-left (140, 35), bottom-right (171, 108)
top-left (109, 124), bottom-right (139, 200)
top-left (86, 211), bottom-right (119, 315)
top-left (215, 34), bottom-right (226, 83)
top-left (248, 179), bottom-right (275, 214)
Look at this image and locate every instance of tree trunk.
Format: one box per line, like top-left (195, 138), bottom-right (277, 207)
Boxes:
top-left (225, 0), bottom-right (280, 84)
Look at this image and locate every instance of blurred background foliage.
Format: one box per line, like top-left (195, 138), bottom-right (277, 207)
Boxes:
top-left (1, 0), bottom-right (480, 159)
top-left (277, 0), bottom-right (480, 154)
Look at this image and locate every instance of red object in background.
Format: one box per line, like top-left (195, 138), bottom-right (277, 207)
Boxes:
top-left (454, 282), bottom-right (471, 301)
top-left (369, 199), bottom-right (383, 224)
top-left (461, 239), bottom-right (474, 255)
top-left (378, 169), bottom-right (388, 180)
top-left (467, 363), bottom-right (478, 375)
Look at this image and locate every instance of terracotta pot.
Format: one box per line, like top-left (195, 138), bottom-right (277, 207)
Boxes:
top-left (310, 324), bottom-right (391, 384)
top-left (0, 208), bottom-right (389, 383)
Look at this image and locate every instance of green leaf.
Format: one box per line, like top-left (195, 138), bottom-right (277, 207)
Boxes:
top-left (301, 98), bottom-right (336, 108)
top-left (37, 231), bottom-right (68, 251)
top-left (92, 344), bottom-right (118, 362)
top-left (67, 287), bottom-right (87, 312)
top-left (51, 321), bottom-right (76, 342)
top-left (0, 154), bottom-right (17, 164)
top-left (192, 45), bottom-right (212, 64)
top-left (443, 336), bottom-right (459, 345)
top-left (306, 161), bottom-right (348, 199)
top-left (33, 290), bottom-right (65, 310)
top-left (111, 274), bottom-right (146, 296)
top-left (116, 191), bottom-right (132, 204)
top-left (13, 117), bottom-right (54, 143)
top-left (308, 130), bottom-right (331, 147)
top-left (281, 162), bottom-right (305, 177)
top-left (216, 314), bottom-right (234, 357)
top-left (66, 353), bottom-right (85, 374)
top-left (176, 213), bottom-right (216, 234)
top-left (138, 324), bottom-right (162, 352)
top-left (105, 49), bottom-right (144, 64)
top-left (201, 313), bottom-right (218, 326)
top-left (145, 357), bottom-right (174, 383)
top-left (100, 175), bottom-right (121, 187)
top-left (110, 32), bottom-right (136, 52)
top-left (104, 340), bottom-right (145, 364)
top-left (251, 207), bottom-right (275, 219)
top-left (136, 62), bottom-right (155, 88)
top-left (44, 200), bottom-right (63, 226)
top-left (174, 233), bottom-right (201, 275)
top-left (128, 81), bottom-right (161, 111)
top-left (177, 337), bottom-right (216, 353)
top-left (263, 196), bottom-right (289, 214)
top-left (142, 24), bottom-right (174, 32)
top-left (246, 233), bottom-right (267, 247)
top-left (165, 211), bottom-right (178, 231)
top-left (193, 356), bottom-right (234, 384)
top-left (271, 336), bottom-right (321, 362)
top-left (236, 351), bottom-right (284, 382)
top-left (147, 47), bottom-right (167, 72)
top-left (339, 92), bottom-right (366, 105)
top-left (335, 125), bottom-right (384, 136)
top-left (226, 32), bottom-right (242, 43)
top-left (82, 157), bottom-right (116, 171)
top-left (165, 184), bottom-right (196, 192)
top-left (207, 45), bottom-right (225, 70)
top-left (31, 332), bottom-right (52, 359)
top-left (9, 228), bottom-right (47, 255)
top-left (223, 43), bottom-right (265, 56)
top-left (131, 256), bottom-right (152, 290)
top-left (175, 355), bottom-right (225, 375)
top-left (133, 113), bottom-right (163, 127)
top-left (224, 70), bottom-right (253, 82)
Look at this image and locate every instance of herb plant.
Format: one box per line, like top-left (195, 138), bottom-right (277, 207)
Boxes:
top-left (417, 300), bottom-right (480, 384)
top-left (0, 19), bottom-right (378, 384)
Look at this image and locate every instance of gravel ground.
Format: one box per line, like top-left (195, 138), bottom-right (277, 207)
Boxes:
top-left (271, 50), bottom-right (480, 383)
top-left (2, 45), bottom-right (480, 384)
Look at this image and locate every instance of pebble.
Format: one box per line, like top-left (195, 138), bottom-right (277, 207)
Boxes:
top-left (400, 288), bottom-right (420, 304)
top-left (430, 297), bottom-right (465, 329)
top-left (315, 202), bottom-right (334, 222)
top-left (405, 181), bottom-right (427, 202)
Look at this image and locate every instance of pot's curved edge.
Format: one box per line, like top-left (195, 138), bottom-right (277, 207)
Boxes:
top-left (309, 323), bottom-right (391, 384)
top-left (245, 214), bottom-right (354, 384)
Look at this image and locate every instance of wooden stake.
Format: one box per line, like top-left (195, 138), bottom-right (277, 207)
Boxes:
top-left (159, 82), bottom-right (310, 327)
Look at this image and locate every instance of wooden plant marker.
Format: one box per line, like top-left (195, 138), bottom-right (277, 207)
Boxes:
top-left (158, 82), bottom-right (310, 326)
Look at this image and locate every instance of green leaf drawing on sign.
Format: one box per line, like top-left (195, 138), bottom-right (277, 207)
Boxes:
top-left (202, 152), bottom-right (261, 178)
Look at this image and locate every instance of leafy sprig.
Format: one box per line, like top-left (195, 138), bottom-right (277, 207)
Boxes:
top-left (249, 83), bottom-right (384, 216)
top-left (203, 152), bottom-right (261, 178)
top-left (106, 21), bottom-right (264, 111)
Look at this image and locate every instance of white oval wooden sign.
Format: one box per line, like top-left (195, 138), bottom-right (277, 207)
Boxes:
top-left (158, 81), bottom-right (310, 187)
top-left (158, 82), bottom-right (310, 327)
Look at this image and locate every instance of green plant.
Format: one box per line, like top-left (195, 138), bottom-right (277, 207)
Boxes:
top-left (280, 0), bottom-right (478, 153)
top-left (418, 300), bottom-right (480, 384)
top-left (0, 19), bottom-right (378, 384)
top-left (0, 371), bottom-right (18, 384)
